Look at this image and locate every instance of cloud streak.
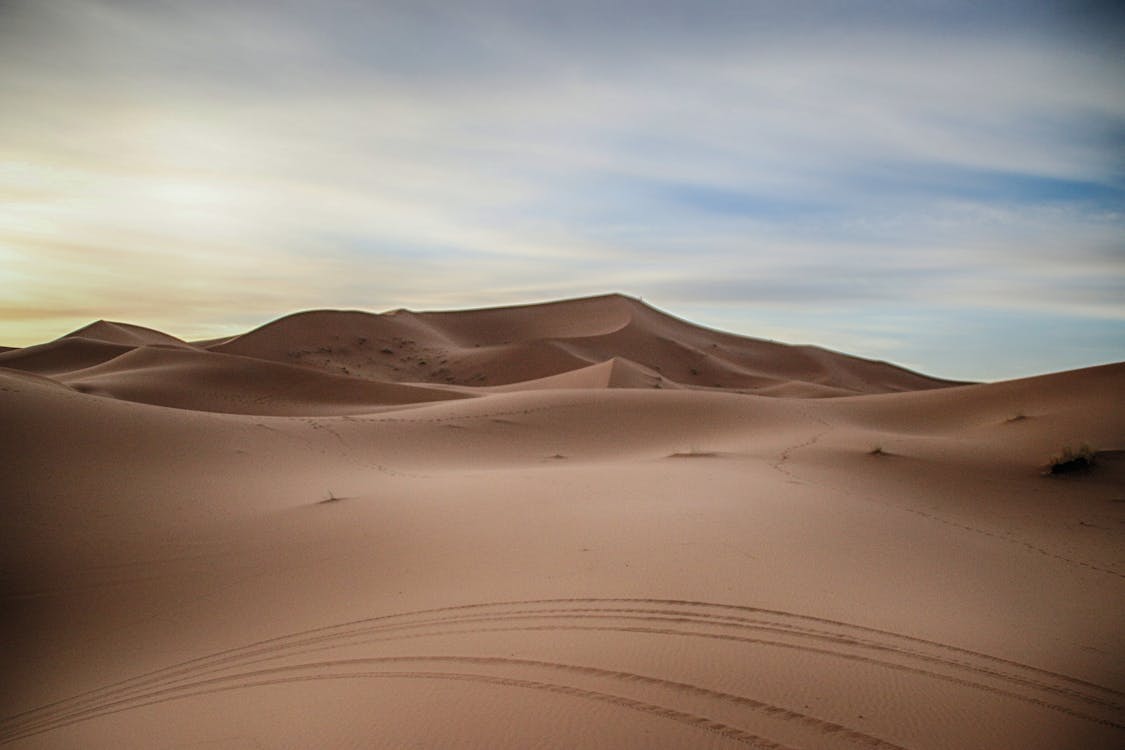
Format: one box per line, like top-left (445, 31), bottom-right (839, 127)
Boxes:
top-left (0, 0), bottom-right (1122, 378)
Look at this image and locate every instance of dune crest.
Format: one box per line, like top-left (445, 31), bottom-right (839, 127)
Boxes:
top-left (57, 345), bottom-right (470, 416)
top-left (64, 320), bottom-right (195, 348)
top-left (4, 295), bottom-right (961, 410)
top-left (182, 294), bottom-right (964, 398)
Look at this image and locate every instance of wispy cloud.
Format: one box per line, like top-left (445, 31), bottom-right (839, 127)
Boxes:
top-left (1, 0), bottom-right (1121, 378)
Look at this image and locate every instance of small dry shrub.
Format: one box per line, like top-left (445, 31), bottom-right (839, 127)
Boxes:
top-left (1044, 444), bottom-right (1096, 475)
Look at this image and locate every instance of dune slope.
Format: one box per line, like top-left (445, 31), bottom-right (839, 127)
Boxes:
top-left (57, 345), bottom-right (470, 415)
top-left (209, 294), bottom-right (962, 395)
top-left (1, 298), bottom-right (1122, 750)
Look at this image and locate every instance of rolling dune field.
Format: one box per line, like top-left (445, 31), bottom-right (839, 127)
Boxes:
top-left (2, 295), bottom-right (1122, 749)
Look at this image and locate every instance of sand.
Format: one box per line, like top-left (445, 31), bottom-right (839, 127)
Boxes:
top-left (1, 294), bottom-right (1122, 749)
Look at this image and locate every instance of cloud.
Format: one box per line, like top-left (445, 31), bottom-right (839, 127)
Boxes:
top-left (0, 0), bottom-right (1121, 377)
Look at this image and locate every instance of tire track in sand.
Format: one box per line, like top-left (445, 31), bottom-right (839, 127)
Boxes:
top-left (1, 661), bottom-right (811, 750)
top-left (4, 599), bottom-right (1120, 744)
top-left (0, 656), bottom-right (913, 748)
top-left (5, 600), bottom-right (1117, 733)
top-left (27, 606), bottom-right (1107, 720)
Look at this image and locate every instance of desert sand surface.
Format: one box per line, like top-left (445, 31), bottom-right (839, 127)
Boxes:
top-left (1, 294), bottom-right (1122, 749)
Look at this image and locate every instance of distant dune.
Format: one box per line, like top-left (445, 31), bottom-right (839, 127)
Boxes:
top-left (2, 295), bottom-right (1122, 749)
top-left (63, 320), bottom-right (196, 349)
top-left (208, 294), bottom-right (961, 395)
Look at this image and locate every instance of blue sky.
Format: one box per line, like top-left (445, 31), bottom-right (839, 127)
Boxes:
top-left (1, 0), bottom-right (1122, 380)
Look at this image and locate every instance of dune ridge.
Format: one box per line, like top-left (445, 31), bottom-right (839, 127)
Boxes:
top-left (0, 295), bottom-right (961, 413)
top-left (2, 295), bottom-right (1122, 749)
top-left (63, 320), bottom-right (195, 348)
top-left (56, 345), bottom-right (469, 416)
top-left (203, 294), bottom-right (961, 396)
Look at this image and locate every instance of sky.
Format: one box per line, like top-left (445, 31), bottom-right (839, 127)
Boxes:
top-left (1, 0), bottom-right (1122, 381)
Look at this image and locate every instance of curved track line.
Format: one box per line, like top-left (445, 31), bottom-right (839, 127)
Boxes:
top-left (3, 655), bottom-right (908, 748)
top-left (5, 598), bottom-right (1119, 735)
top-left (4, 600), bottom-right (1115, 732)
top-left (6, 619), bottom-right (1121, 741)
top-left (893, 505), bottom-right (1124, 579)
top-left (2, 663), bottom-right (805, 749)
top-left (770, 428), bottom-right (830, 483)
top-left (172, 606), bottom-right (1111, 711)
top-left (40, 597), bottom-right (1119, 699)
top-left (20, 606), bottom-right (1108, 725)
top-left (267, 623), bottom-right (1125, 729)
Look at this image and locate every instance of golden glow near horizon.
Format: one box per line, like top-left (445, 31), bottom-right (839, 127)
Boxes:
top-left (1, 1), bottom-right (1122, 378)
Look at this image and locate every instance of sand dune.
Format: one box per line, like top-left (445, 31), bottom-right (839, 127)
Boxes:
top-left (0, 338), bottom-right (137, 376)
top-left (0, 320), bottom-right (195, 377)
top-left (63, 320), bottom-right (195, 348)
top-left (486, 357), bottom-right (670, 392)
top-left (56, 345), bottom-right (469, 415)
top-left (2, 296), bottom-right (1122, 749)
top-left (205, 294), bottom-right (960, 395)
